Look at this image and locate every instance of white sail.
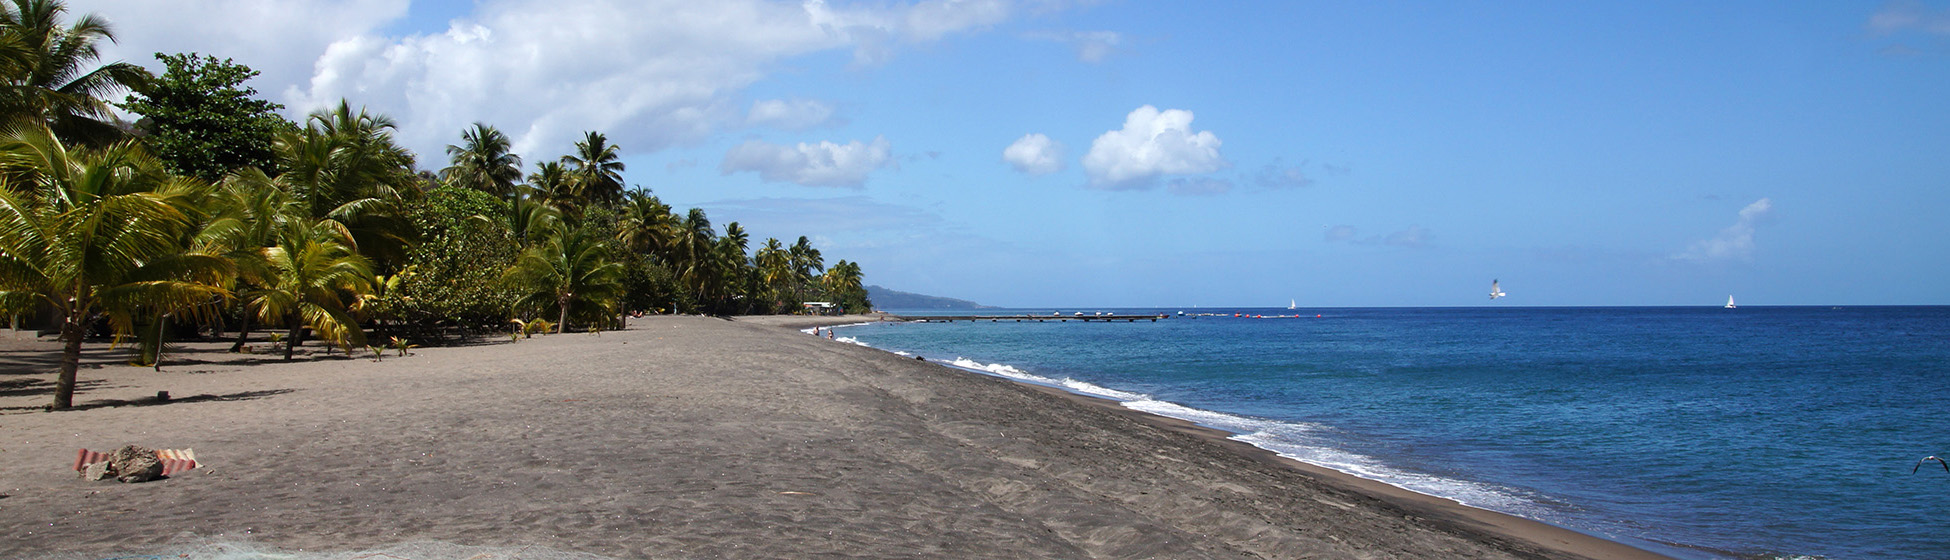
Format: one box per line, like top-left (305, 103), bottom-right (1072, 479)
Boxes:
top-left (1288, 299), bottom-right (1297, 310)
top-left (1725, 295), bottom-right (1736, 309)
top-left (1489, 279), bottom-right (1506, 299)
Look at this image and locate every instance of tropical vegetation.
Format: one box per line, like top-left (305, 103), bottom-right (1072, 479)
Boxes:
top-left (0, 1), bottom-right (871, 410)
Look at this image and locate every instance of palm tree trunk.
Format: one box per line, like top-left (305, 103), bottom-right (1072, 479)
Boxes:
top-left (52, 312), bottom-right (84, 410)
top-left (229, 311), bottom-right (253, 353)
top-left (284, 316), bottom-right (304, 361)
top-left (557, 294), bottom-right (571, 334)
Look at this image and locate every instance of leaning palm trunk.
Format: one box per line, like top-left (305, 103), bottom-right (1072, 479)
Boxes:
top-left (54, 313), bottom-right (85, 410)
top-left (557, 293), bottom-right (571, 334)
top-left (228, 312), bottom-right (253, 353)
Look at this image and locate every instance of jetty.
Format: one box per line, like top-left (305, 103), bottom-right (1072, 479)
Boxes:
top-left (896, 314), bottom-right (1169, 323)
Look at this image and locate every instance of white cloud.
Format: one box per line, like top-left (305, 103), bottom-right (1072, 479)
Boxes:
top-left (746, 98), bottom-right (839, 131)
top-left (720, 136), bottom-right (895, 188)
top-left (1674, 198), bottom-right (1773, 263)
top-left (1002, 133), bottom-right (1065, 175)
top-left (1081, 105), bottom-right (1226, 189)
top-left (79, 0), bottom-right (1060, 166)
top-left (69, 0), bottom-right (407, 106)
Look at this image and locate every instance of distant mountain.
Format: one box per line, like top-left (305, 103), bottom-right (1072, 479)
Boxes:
top-left (866, 285), bottom-right (994, 310)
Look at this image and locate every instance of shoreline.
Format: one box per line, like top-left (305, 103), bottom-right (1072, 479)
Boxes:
top-left (791, 316), bottom-right (1674, 560)
top-left (4, 315), bottom-right (1668, 559)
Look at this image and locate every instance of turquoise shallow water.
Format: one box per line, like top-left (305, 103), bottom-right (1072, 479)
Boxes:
top-left (837, 306), bottom-right (1950, 560)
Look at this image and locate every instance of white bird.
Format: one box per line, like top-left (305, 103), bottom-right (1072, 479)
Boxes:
top-left (1915, 456), bottom-right (1948, 474)
top-left (1489, 279), bottom-right (1507, 300)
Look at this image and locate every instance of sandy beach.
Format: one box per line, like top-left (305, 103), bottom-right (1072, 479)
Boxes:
top-left (1, 315), bottom-right (1667, 559)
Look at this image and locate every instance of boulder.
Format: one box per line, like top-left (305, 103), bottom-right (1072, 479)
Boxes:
top-left (80, 461), bottom-right (111, 481)
top-left (107, 445), bottom-right (163, 483)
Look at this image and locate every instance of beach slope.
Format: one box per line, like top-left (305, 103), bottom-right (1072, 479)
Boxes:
top-left (1, 316), bottom-right (1662, 559)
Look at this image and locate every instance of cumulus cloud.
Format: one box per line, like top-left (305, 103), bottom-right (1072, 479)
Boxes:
top-left (1027, 30), bottom-right (1124, 62)
top-left (1673, 198), bottom-right (1773, 263)
top-left (81, 0), bottom-right (1061, 163)
top-left (1081, 105), bottom-right (1226, 189)
top-left (70, 0), bottom-right (407, 103)
top-left (746, 99), bottom-right (839, 131)
top-left (1001, 133), bottom-right (1065, 175)
top-left (720, 136), bottom-right (894, 188)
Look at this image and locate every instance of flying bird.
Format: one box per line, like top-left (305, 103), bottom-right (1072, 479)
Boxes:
top-left (1914, 456), bottom-right (1948, 474)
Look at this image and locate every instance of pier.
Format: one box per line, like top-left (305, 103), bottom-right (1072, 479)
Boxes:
top-left (896, 314), bottom-right (1169, 323)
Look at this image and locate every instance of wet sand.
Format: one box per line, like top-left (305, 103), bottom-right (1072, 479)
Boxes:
top-left (0, 315), bottom-right (1667, 559)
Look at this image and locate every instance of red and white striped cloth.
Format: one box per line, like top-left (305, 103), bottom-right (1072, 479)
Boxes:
top-left (74, 448), bottom-right (200, 477)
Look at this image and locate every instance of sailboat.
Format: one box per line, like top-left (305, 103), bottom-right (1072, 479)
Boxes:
top-left (1489, 279), bottom-right (1507, 299)
top-left (1725, 295), bottom-right (1736, 309)
top-left (1288, 299), bottom-right (1297, 310)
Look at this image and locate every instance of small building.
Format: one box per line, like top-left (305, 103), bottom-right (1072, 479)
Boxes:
top-left (802, 302), bottom-right (839, 316)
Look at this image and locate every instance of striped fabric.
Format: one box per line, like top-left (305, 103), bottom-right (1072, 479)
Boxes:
top-left (74, 448), bottom-right (200, 477)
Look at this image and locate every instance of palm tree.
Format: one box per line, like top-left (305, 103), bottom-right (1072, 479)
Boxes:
top-left (560, 131), bottom-right (623, 207)
top-left (615, 188), bottom-right (674, 259)
top-left (0, 0), bottom-right (150, 145)
top-left (788, 236), bottom-right (823, 284)
top-left (822, 259), bottom-right (867, 313)
top-left (669, 208), bottom-right (716, 310)
top-left (244, 216), bottom-right (373, 360)
top-left (503, 225), bottom-right (624, 333)
top-left (441, 122), bottom-right (521, 198)
top-left (0, 126), bottom-right (228, 409)
top-left (197, 167), bottom-right (302, 352)
top-left (272, 101), bottom-right (419, 266)
top-left (714, 222), bottom-right (752, 313)
top-left (754, 238), bottom-right (791, 313)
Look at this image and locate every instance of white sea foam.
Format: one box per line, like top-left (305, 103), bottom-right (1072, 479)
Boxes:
top-left (935, 356), bottom-right (1540, 517)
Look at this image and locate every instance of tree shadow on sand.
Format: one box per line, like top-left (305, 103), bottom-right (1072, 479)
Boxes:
top-left (0, 388), bottom-right (295, 414)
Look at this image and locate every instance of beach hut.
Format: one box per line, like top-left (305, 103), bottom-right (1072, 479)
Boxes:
top-left (801, 302), bottom-right (839, 316)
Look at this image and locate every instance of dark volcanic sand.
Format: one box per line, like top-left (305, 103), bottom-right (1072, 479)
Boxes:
top-left (0, 315), bottom-right (1667, 559)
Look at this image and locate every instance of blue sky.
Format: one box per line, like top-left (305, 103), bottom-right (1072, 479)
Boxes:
top-left (76, 1), bottom-right (1950, 307)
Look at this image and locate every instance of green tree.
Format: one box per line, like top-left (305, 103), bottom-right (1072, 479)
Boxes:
top-left (243, 216), bottom-right (372, 360)
top-left (0, 0), bottom-right (149, 145)
top-left (0, 126), bottom-right (228, 409)
top-left (118, 52), bottom-right (289, 181)
top-left (561, 131), bottom-right (623, 207)
top-left (441, 122), bottom-right (521, 198)
top-left (390, 186), bottom-right (520, 337)
top-left (822, 259), bottom-right (869, 313)
top-left (273, 101), bottom-right (420, 267)
top-left (503, 225), bottom-right (624, 333)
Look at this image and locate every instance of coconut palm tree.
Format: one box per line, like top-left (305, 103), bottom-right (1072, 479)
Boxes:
top-left (0, 0), bottom-right (150, 145)
top-left (754, 237), bottom-right (791, 313)
top-left (821, 259), bottom-right (868, 313)
top-left (441, 122), bottom-right (521, 198)
top-left (669, 208), bottom-right (716, 309)
top-left (615, 188), bottom-right (674, 259)
top-left (788, 236), bottom-right (823, 284)
top-left (273, 101), bottom-right (419, 266)
top-left (243, 216), bottom-right (373, 360)
top-left (195, 167), bottom-right (305, 352)
top-left (503, 225), bottom-right (624, 333)
top-left (0, 126), bottom-right (228, 409)
top-left (560, 131), bottom-right (623, 207)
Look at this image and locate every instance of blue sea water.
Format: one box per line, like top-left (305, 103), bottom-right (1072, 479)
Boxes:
top-left (834, 307), bottom-right (1950, 560)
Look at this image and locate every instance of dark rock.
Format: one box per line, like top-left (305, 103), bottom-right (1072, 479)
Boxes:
top-left (107, 445), bottom-right (163, 483)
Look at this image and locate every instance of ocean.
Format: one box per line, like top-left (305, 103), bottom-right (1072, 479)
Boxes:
top-left (832, 306), bottom-right (1950, 560)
